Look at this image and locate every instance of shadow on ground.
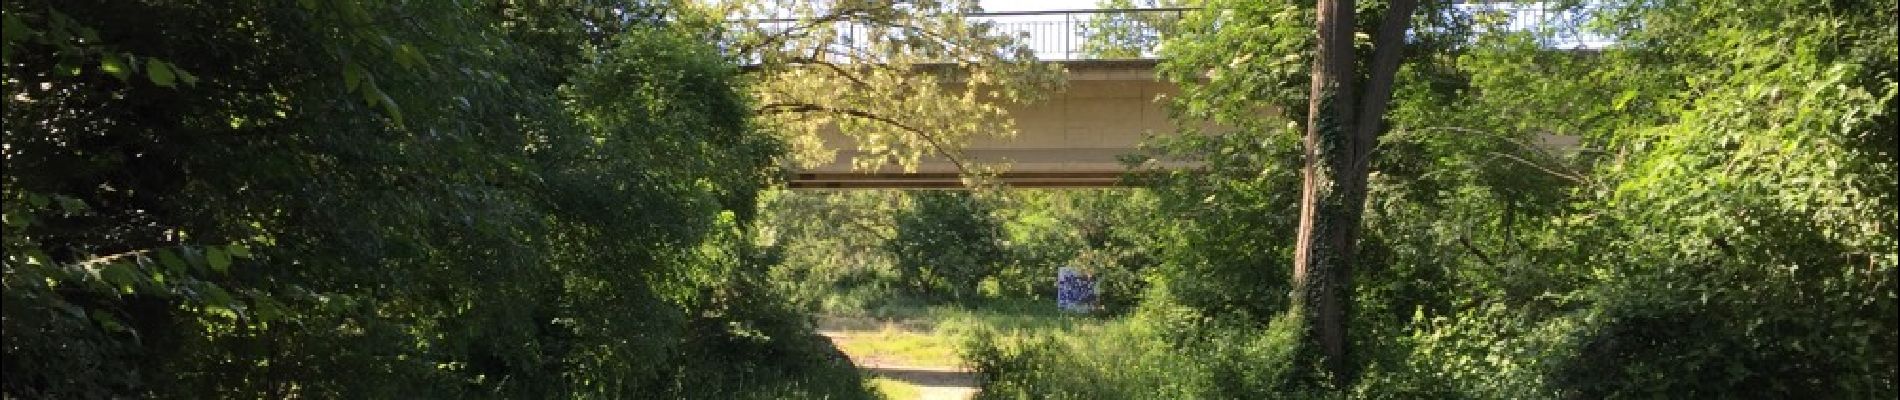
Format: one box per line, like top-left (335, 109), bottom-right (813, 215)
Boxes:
top-left (864, 365), bottom-right (976, 389)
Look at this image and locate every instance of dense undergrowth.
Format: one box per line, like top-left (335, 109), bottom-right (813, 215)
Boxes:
top-left (2, 1), bottom-right (870, 398)
top-left (761, 189), bottom-right (1158, 315)
top-left (963, 0), bottom-right (1897, 398)
top-left (16, 0), bottom-right (1877, 398)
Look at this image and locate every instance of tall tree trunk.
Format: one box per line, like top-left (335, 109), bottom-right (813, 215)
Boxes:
top-left (1292, 0), bottom-right (1417, 387)
top-left (1294, 0), bottom-right (1359, 386)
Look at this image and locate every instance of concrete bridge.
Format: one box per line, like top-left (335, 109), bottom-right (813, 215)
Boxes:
top-left (789, 59), bottom-right (1178, 189)
top-left (778, 5), bottom-right (1603, 189)
top-left (781, 8), bottom-right (1194, 189)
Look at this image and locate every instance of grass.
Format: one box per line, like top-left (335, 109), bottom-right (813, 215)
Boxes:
top-left (820, 297), bottom-right (1109, 367)
top-left (959, 306), bottom-right (1319, 399)
top-left (870, 377), bottom-right (921, 399)
top-left (829, 324), bottom-right (965, 366)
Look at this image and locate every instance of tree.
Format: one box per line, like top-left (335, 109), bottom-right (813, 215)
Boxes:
top-left (887, 191), bottom-right (1006, 302)
top-left (720, 0), bottom-right (1063, 175)
top-left (2, 0), bottom-right (872, 397)
top-left (972, 0), bottom-right (1896, 396)
top-left (1291, 0), bottom-right (1420, 385)
top-left (757, 189), bottom-right (907, 310)
top-left (1079, 0), bottom-right (1186, 59)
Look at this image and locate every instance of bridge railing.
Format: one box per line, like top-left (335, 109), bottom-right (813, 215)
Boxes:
top-left (1447, 1), bottom-right (1618, 49)
top-left (730, 3), bottom-right (1616, 63)
top-left (725, 8), bottom-right (1193, 63)
top-left (970, 8), bottom-right (1192, 61)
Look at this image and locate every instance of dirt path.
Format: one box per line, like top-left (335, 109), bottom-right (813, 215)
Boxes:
top-left (821, 330), bottom-right (979, 400)
top-left (862, 364), bottom-right (978, 400)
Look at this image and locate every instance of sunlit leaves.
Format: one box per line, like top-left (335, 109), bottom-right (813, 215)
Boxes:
top-left (1158, 0), bottom-right (1314, 128)
top-left (729, 0), bottom-right (1063, 174)
top-left (1107, 0), bottom-right (1899, 396)
top-left (1361, 0), bottom-right (1898, 397)
top-left (99, 52), bottom-right (129, 80)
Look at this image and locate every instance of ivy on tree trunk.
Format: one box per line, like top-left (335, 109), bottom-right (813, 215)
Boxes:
top-left (1291, 0), bottom-right (1417, 387)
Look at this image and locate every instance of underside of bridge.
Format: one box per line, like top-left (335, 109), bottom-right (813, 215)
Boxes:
top-left (789, 60), bottom-right (1182, 189)
top-left (789, 171), bottom-right (1128, 189)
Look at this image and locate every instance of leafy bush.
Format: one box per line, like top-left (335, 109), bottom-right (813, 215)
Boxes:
top-left (1362, 1), bottom-right (1899, 398)
top-left (1, 2), bottom-right (871, 398)
top-left (974, 0), bottom-right (1897, 398)
top-left (1116, 119), bottom-right (1307, 323)
top-left (992, 189), bottom-right (1159, 311)
top-left (967, 301), bottom-right (1323, 399)
top-left (888, 192), bottom-right (1009, 302)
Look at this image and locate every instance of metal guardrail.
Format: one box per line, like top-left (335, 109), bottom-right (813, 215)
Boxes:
top-left (732, 3), bottom-right (1614, 63)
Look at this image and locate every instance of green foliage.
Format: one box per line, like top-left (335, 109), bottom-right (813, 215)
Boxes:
top-left (761, 189), bottom-right (1159, 312)
top-left (965, 6), bottom-right (1333, 394)
top-left (1079, 0), bottom-right (1185, 59)
top-left (1539, 2), bottom-right (1894, 396)
top-left (888, 192), bottom-right (1008, 302)
top-left (966, 304), bottom-right (1320, 399)
top-left (2, 0), bottom-right (871, 398)
top-left (759, 190), bottom-right (908, 312)
top-left (992, 189), bottom-right (1157, 310)
top-left (727, 0), bottom-right (1064, 172)
top-left (1125, 124), bottom-right (1305, 322)
top-left (976, 0), bottom-right (1898, 397)
top-left (1361, 0), bottom-right (1899, 397)
top-left (1157, 0), bottom-right (1315, 129)
top-left (1352, 304), bottom-right (1570, 399)
top-left (823, 297), bottom-right (1099, 367)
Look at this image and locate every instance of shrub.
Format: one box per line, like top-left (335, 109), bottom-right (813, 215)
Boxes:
top-left (888, 192), bottom-right (1009, 302)
top-left (967, 300), bottom-right (1326, 399)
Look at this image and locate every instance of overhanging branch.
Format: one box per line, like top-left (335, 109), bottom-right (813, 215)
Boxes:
top-left (754, 102), bottom-right (974, 176)
top-left (782, 57), bottom-right (871, 87)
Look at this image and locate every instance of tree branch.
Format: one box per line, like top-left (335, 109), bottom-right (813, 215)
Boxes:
top-left (754, 102), bottom-right (973, 176)
top-left (731, 8), bottom-right (874, 56)
top-left (1459, 233), bottom-right (1496, 267)
top-left (1352, 0), bottom-right (1420, 172)
top-left (1486, 151), bottom-right (1593, 186)
top-left (783, 56), bottom-right (871, 87)
top-left (1394, 125), bottom-right (1599, 188)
